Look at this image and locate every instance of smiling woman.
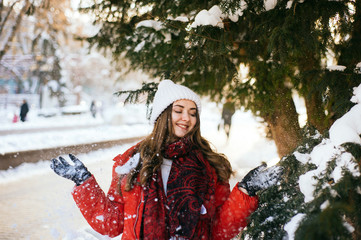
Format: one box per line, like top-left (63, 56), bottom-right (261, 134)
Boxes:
top-left (171, 99), bottom-right (197, 138)
top-left (50, 80), bottom-right (283, 239)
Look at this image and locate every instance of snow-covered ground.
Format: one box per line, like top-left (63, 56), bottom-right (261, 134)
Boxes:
top-left (0, 104), bottom-right (152, 154)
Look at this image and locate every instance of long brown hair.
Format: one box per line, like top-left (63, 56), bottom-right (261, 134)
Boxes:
top-left (124, 103), bottom-right (233, 191)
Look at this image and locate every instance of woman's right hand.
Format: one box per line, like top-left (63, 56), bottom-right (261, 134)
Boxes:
top-left (50, 154), bottom-right (92, 186)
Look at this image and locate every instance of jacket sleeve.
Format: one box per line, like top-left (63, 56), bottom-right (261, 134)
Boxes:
top-left (71, 153), bottom-right (130, 238)
top-left (211, 182), bottom-right (259, 240)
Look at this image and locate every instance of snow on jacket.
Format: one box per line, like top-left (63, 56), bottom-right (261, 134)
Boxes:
top-left (72, 144), bottom-right (259, 239)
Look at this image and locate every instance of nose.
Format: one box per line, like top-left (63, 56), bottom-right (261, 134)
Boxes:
top-left (181, 112), bottom-right (190, 121)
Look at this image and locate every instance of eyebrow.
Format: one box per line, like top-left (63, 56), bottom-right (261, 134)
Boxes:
top-left (173, 104), bottom-right (197, 110)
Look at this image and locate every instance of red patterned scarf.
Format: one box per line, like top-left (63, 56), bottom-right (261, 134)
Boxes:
top-left (142, 137), bottom-right (214, 239)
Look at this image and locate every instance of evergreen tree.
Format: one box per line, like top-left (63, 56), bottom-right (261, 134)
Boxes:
top-left (81, 0), bottom-right (360, 157)
top-left (241, 129), bottom-right (361, 239)
top-left (322, 0), bottom-right (361, 126)
top-left (79, 0), bottom-right (361, 237)
top-left (240, 84), bottom-right (361, 240)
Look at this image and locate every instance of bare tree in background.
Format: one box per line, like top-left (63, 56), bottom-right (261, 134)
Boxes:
top-left (0, 0), bottom-right (72, 108)
top-left (0, 0), bottom-right (31, 61)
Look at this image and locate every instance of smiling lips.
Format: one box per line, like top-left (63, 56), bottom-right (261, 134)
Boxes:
top-left (176, 123), bottom-right (189, 130)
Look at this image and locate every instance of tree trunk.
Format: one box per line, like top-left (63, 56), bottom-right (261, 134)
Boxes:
top-left (304, 92), bottom-right (329, 134)
top-left (297, 47), bottom-right (330, 134)
top-left (263, 87), bottom-right (302, 157)
top-left (0, 0), bottom-right (30, 61)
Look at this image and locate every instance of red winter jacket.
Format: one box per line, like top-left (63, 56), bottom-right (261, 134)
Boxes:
top-left (72, 144), bottom-right (258, 239)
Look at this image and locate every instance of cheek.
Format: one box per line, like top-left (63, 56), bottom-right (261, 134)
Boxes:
top-left (190, 118), bottom-right (197, 129)
top-left (171, 112), bottom-right (177, 124)
top-left (171, 114), bottom-right (178, 129)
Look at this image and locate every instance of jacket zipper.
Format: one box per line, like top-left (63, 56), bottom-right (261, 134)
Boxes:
top-left (134, 190), bottom-right (143, 239)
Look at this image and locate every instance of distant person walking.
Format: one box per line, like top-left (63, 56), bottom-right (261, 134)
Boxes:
top-left (220, 98), bottom-right (236, 139)
top-left (90, 100), bottom-right (97, 118)
top-left (19, 99), bottom-right (29, 122)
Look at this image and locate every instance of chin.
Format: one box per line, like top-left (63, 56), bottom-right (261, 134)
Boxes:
top-left (175, 132), bottom-right (188, 138)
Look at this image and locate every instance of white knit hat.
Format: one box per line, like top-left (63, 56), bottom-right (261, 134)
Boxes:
top-left (150, 80), bottom-right (202, 124)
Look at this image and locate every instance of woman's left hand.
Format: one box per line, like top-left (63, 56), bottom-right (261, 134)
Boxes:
top-left (238, 163), bottom-right (283, 196)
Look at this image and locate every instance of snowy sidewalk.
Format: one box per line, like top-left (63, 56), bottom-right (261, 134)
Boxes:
top-left (0, 123), bottom-right (152, 155)
top-left (0, 123), bottom-right (103, 136)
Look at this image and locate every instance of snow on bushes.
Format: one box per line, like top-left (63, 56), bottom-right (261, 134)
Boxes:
top-left (241, 84), bottom-right (361, 240)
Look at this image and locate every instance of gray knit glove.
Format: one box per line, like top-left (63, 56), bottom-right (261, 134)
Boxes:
top-left (50, 154), bottom-right (91, 186)
top-left (238, 163), bottom-right (283, 196)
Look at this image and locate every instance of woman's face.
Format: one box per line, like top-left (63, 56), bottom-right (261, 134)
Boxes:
top-left (171, 99), bottom-right (197, 138)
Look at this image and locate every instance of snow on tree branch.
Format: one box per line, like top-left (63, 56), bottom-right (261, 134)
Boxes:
top-left (329, 84), bottom-right (361, 146)
top-left (242, 83), bottom-right (361, 240)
